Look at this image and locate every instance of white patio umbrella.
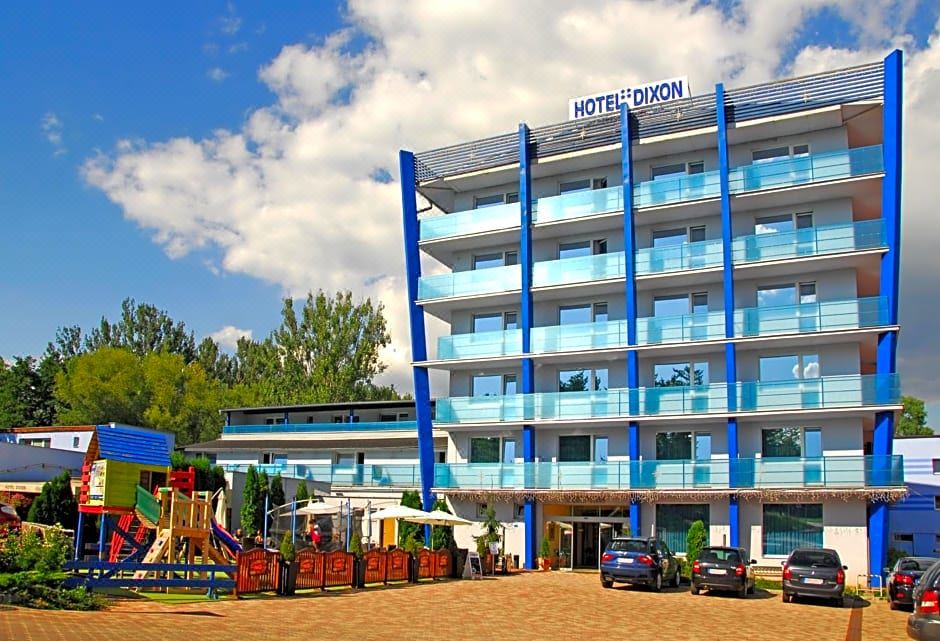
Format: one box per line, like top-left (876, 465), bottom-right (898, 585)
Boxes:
top-left (369, 505), bottom-right (430, 520)
top-left (403, 510), bottom-right (472, 526)
top-left (296, 500), bottom-right (342, 516)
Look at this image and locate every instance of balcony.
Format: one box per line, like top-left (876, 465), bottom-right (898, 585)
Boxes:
top-left (728, 145), bottom-right (883, 194)
top-left (634, 170), bottom-right (722, 208)
top-left (433, 373), bottom-right (899, 424)
top-left (732, 219), bottom-right (885, 265)
top-left (636, 239), bottom-right (724, 276)
top-left (533, 252), bottom-right (625, 288)
top-left (222, 421), bottom-right (418, 435)
top-left (733, 297), bottom-right (889, 338)
top-left (418, 264), bottom-right (520, 301)
top-left (419, 202), bottom-right (519, 242)
top-left (220, 463), bottom-right (423, 487)
top-left (437, 329), bottom-right (522, 360)
top-left (431, 455), bottom-right (904, 491)
top-left (533, 185), bottom-right (623, 224)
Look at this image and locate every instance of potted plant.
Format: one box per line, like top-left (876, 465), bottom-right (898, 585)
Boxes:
top-left (474, 505), bottom-right (501, 574)
top-left (539, 537), bottom-right (553, 571)
top-left (278, 530), bottom-right (298, 595)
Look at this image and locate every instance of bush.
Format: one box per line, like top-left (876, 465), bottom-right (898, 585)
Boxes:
top-left (349, 532), bottom-right (363, 558)
top-left (429, 498), bottom-right (452, 550)
top-left (170, 453), bottom-right (226, 493)
top-left (539, 536), bottom-right (551, 559)
top-left (279, 530), bottom-right (295, 563)
top-left (685, 520), bottom-right (707, 567)
top-left (474, 505), bottom-right (500, 557)
top-left (398, 490), bottom-right (424, 548)
top-left (26, 472), bottom-right (77, 530)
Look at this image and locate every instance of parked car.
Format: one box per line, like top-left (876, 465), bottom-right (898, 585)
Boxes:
top-left (781, 547), bottom-right (847, 606)
top-left (599, 537), bottom-right (681, 592)
top-left (690, 546), bottom-right (757, 598)
top-left (907, 559), bottom-right (940, 641)
top-left (888, 556), bottom-right (938, 611)
top-left (0, 502), bottom-right (21, 528)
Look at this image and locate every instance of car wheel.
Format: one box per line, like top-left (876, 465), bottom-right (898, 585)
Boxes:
top-left (601, 577), bottom-right (613, 589)
top-left (738, 583), bottom-right (747, 599)
top-left (673, 569), bottom-right (681, 588)
top-left (782, 591), bottom-right (790, 603)
top-left (747, 583), bottom-right (755, 595)
top-left (652, 572), bottom-right (662, 592)
top-left (889, 599), bottom-right (898, 611)
top-left (831, 597), bottom-right (842, 608)
top-left (691, 583), bottom-right (700, 595)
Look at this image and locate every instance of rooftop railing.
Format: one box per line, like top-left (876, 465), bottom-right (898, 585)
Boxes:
top-left (222, 421), bottom-right (418, 435)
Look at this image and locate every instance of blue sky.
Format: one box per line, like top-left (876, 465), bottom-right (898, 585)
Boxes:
top-left (2, 1), bottom-right (940, 425)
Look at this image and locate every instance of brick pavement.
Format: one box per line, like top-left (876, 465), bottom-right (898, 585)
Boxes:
top-left (0, 572), bottom-right (912, 641)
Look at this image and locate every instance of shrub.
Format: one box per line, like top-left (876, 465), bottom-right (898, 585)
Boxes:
top-left (26, 472), bottom-right (77, 530)
top-left (279, 530), bottom-right (295, 563)
top-left (429, 498), bottom-right (452, 550)
top-left (685, 520), bottom-right (708, 567)
top-left (398, 490), bottom-right (424, 547)
top-left (474, 505), bottom-right (500, 556)
top-left (349, 532), bottom-right (363, 558)
top-left (539, 536), bottom-right (552, 560)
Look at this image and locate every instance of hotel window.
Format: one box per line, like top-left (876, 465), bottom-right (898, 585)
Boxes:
top-left (72, 436), bottom-right (80, 448)
top-left (559, 302), bottom-right (608, 325)
top-left (651, 161), bottom-right (704, 181)
top-left (756, 282), bottom-right (816, 308)
top-left (471, 373), bottom-right (517, 397)
top-left (559, 367), bottom-right (608, 392)
top-left (559, 177), bottom-right (607, 194)
top-left (893, 533), bottom-right (914, 543)
top-left (755, 212), bottom-right (813, 235)
top-left (557, 435), bottom-right (608, 463)
top-left (652, 225), bottom-right (706, 247)
top-left (477, 503), bottom-right (489, 518)
top-left (935, 496), bottom-right (940, 511)
top-left (932, 459), bottom-right (940, 474)
top-left (474, 192), bottom-right (518, 208)
top-left (473, 311), bottom-right (518, 333)
top-left (758, 353), bottom-right (819, 381)
top-left (22, 438), bottom-right (51, 448)
top-left (653, 292), bottom-right (708, 317)
top-left (514, 504), bottom-right (525, 520)
top-left (656, 504), bottom-right (709, 554)
top-left (762, 504), bottom-right (822, 555)
top-left (752, 144), bottom-right (809, 163)
top-left (473, 251), bottom-right (517, 270)
top-left (653, 361), bottom-right (709, 387)
top-left (558, 238), bottom-right (608, 260)
top-left (655, 431), bottom-right (711, 461)
top-left (761, 427), bottom-right (821, 458)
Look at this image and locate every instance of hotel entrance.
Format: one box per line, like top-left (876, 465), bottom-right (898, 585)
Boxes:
top-left (546, 506), bottom-right (631, 570)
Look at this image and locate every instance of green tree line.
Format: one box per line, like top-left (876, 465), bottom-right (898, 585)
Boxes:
top-left (0, 291), bottom-right (404, 445)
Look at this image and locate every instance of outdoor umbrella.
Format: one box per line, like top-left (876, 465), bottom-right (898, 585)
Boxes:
top-left (368, 505), bottom-right (430, 520)
top-left (402, 510), bottom-right (472, 526)
top-left (296, 500), bottom-right (342, 515)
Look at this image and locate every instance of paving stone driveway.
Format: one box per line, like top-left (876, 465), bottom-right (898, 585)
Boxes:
top-left (0, 571), bottom-right (911, 641)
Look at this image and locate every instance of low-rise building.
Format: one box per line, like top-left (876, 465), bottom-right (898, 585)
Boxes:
top-left (889, 435), bottom-right (940, 558)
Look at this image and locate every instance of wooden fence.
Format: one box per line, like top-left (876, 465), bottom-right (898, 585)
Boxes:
top-left (415, 549), bottom-right (452, 581)
top-left (235, 548), bottom-right (280, 595)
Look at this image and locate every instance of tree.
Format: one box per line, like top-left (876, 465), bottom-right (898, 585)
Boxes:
top-left (269, 474), bottom-right (286, 511)
top-left (0, 357), bottom-right (43, 428)
top-left (83, 298), bottom-right (197, 361)
top-left (295, 480), bottom-right (309, 502)
top-left (686, 520), bottom-right (708, 565)
top-left (54, 347), bottom-right (148, 426)
top-left (240, 466), bottom-right (262, 536)
top-left (898, 395), bottom-right (933, 436)
top-left (474, 505), bottom-right (501, 556)
top-left (170, 452), bottom-right (226, 493)
top-left (398, 490), bottom-right (424, 547)
top-left (429, 498), bottom-right (453, 550)
top-left (26, 471), bottom-right (77, 530)
top-left (140, 351), bottom-right (224, 445)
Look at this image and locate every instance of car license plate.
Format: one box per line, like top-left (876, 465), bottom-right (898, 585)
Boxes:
top-left (803, 577), bottom-right (824, 585)
top-left (618, 558), bottom-right (633, 564)
top-left (708, 568), bottom-right (727, 575)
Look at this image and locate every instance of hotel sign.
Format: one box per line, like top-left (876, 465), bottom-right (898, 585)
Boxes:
top-left (568, 76), bottom-right (690, 120)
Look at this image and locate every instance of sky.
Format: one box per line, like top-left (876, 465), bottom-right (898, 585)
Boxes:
top-left (2, 0), bottom-right (940, 420)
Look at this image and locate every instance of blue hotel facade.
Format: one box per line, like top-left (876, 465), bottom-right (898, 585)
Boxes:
top-left (399, 53), bottom-right (906, 577)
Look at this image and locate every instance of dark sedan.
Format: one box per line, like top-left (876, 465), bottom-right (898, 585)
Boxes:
top-left (600, 537), bottom-right (681, 592)
top-left (781, 547), bottom-right (847, 606)
top-left (907, 558), bottom-right (940, 641)
top-left (691, 546), bottom-right (756, 598)
top-left (890, 557), bottom-right (938, 611)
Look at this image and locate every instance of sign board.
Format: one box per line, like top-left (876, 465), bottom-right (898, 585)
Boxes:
top-left (568, 76), bottom-right (690, 120)
top-left (488, 541), bottom-right (501, 556)
top-left (466, 551), bottom-right (483, 579)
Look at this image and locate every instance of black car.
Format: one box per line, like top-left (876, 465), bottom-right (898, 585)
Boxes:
top-left (907, 558), bottom-right (940, 641)
top-left (690, 546), bottom-right (757, 598)
top-left (781, 547), bottom-right (847, 606)
top-left (600, 537), bottom-right (681, 592)
top-left (888, 556), bottom-right (938, 610)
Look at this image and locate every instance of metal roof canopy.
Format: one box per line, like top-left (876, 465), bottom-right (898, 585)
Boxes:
top-left (413, 59), bottom-right (884, 184)
top-left (86, 423), bottom-right (171, 467)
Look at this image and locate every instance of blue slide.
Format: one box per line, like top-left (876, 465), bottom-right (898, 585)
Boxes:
top-left (211, 518), bottom-right (243, 555)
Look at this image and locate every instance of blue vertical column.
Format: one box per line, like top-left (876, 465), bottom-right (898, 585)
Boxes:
top-left (620, 105), bottom-right (641, 537)
top-left (716, 83), bottom-right (740, 547)
top-left (399, 150), bottom-right (436, 513)
top-left (870, 49), bottom-right (903, 578)
top-left (519, 124), bottom-right (537, 570)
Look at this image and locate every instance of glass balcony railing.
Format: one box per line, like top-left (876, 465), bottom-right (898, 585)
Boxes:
top-left (533, 252), bottom-right (625, 288)
top-left (534, 185), bottom-right (623, 224)
top-left (417, 264), bottom-right (520, 301)
top-left (437, 329), bottom-right (522, 360)
top-left (728, 145), bottom-right (883, 194)
top-left (418, 202), bottom-right (519, 242)
top-left (434, 374), bottom-right (899, 424)
top-left (637, 311), bottom-right (725, 345)
top-left (223, 421), bottom-right (418, 435)
top-left (220, 463), bottom-right (423, 487)
top-left (732, 219), bottom-right (885, 264)
top-left (430, 455), bottom-right (904, 490)
top-left (636, 239), bottom-right (724, 275)
top-left (532, 319), bottom-right (629, 354)
top-left (634, 170), bottom-right (722, 208)
top-left (733, 297), bottom-right (889, 338)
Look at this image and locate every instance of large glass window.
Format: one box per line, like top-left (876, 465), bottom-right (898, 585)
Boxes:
top-left (473, 313), bottom-right (503, 333)
top-left (762, 427), bottom-right (802, 457)
top-left (470, 437), bottom-right (501, 463)
top-left (472, 374), bottom-right (502, 397)
top-left (762, 504), bottom-right (823, 556)
top-left (656, 432), bottom-right (692, 460)
top-left (559, 368), bottom-right (608, 392)
top-left (654, 362), bottom-right (709, 386)
top-left (559, 241), bottom-right (591, 259)
top-left (559, 177), bottom-right (607, 194)
top-left (559, 435), bottom-right (592, 462)
top-left (559, 303), bottom-right (607, 325)
top-left (757, 282), bottom-right (815, 307)
top-left (652, 228), bottom-right (687, 247)
top-left (473, 253), bottom-right (504, 270)
top-left (656, 504), bottom-right (709, 554)
top-left (654, 295), bottom-right (689, 317)
top-left (759, 354), bottom-right (819, 381)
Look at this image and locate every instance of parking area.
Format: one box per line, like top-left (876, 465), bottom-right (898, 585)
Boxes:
top-left (0, 571), bottom-right (912, 641)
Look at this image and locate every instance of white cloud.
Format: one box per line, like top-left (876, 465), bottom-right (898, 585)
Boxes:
top-left (207, 67), bottom-right (230, 83)
top-left (209, 325), bottom-right (253, 350)
top-left (219, 3), bottom-right (242, 36)
top-left (82, 1), bottom-right (940, 399)
top-left (41, 112), bottom-right (66, 157)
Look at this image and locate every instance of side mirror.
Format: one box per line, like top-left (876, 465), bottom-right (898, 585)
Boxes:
top-left (750, 559), bottom-right (758, 565)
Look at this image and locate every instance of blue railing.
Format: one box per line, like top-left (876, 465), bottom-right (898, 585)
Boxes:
top-left (433, 373), bottom-right (899, 424)
top-left (419, 202), bottom-right (519, 241)
top-left (220, 463), bottom-right (423, 487)
top-left (417, 264), bottom-right (520, 301)
top-left (636, 239), bottom-right (724, 275)
top-left (437, 329), bottom-right (522, 360)
top-left (533, 252), bottom-right (625, 288)
top-left (728, 144), bottom-right (883, 194)
top-left (731, 219), bottom-right (885, 264)
top-left (733, 297), bottom-right (888, 338)
top-left (223, 421), bottom-right (418, 435)
top-left (431, 455), bottom-right (904, 490)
